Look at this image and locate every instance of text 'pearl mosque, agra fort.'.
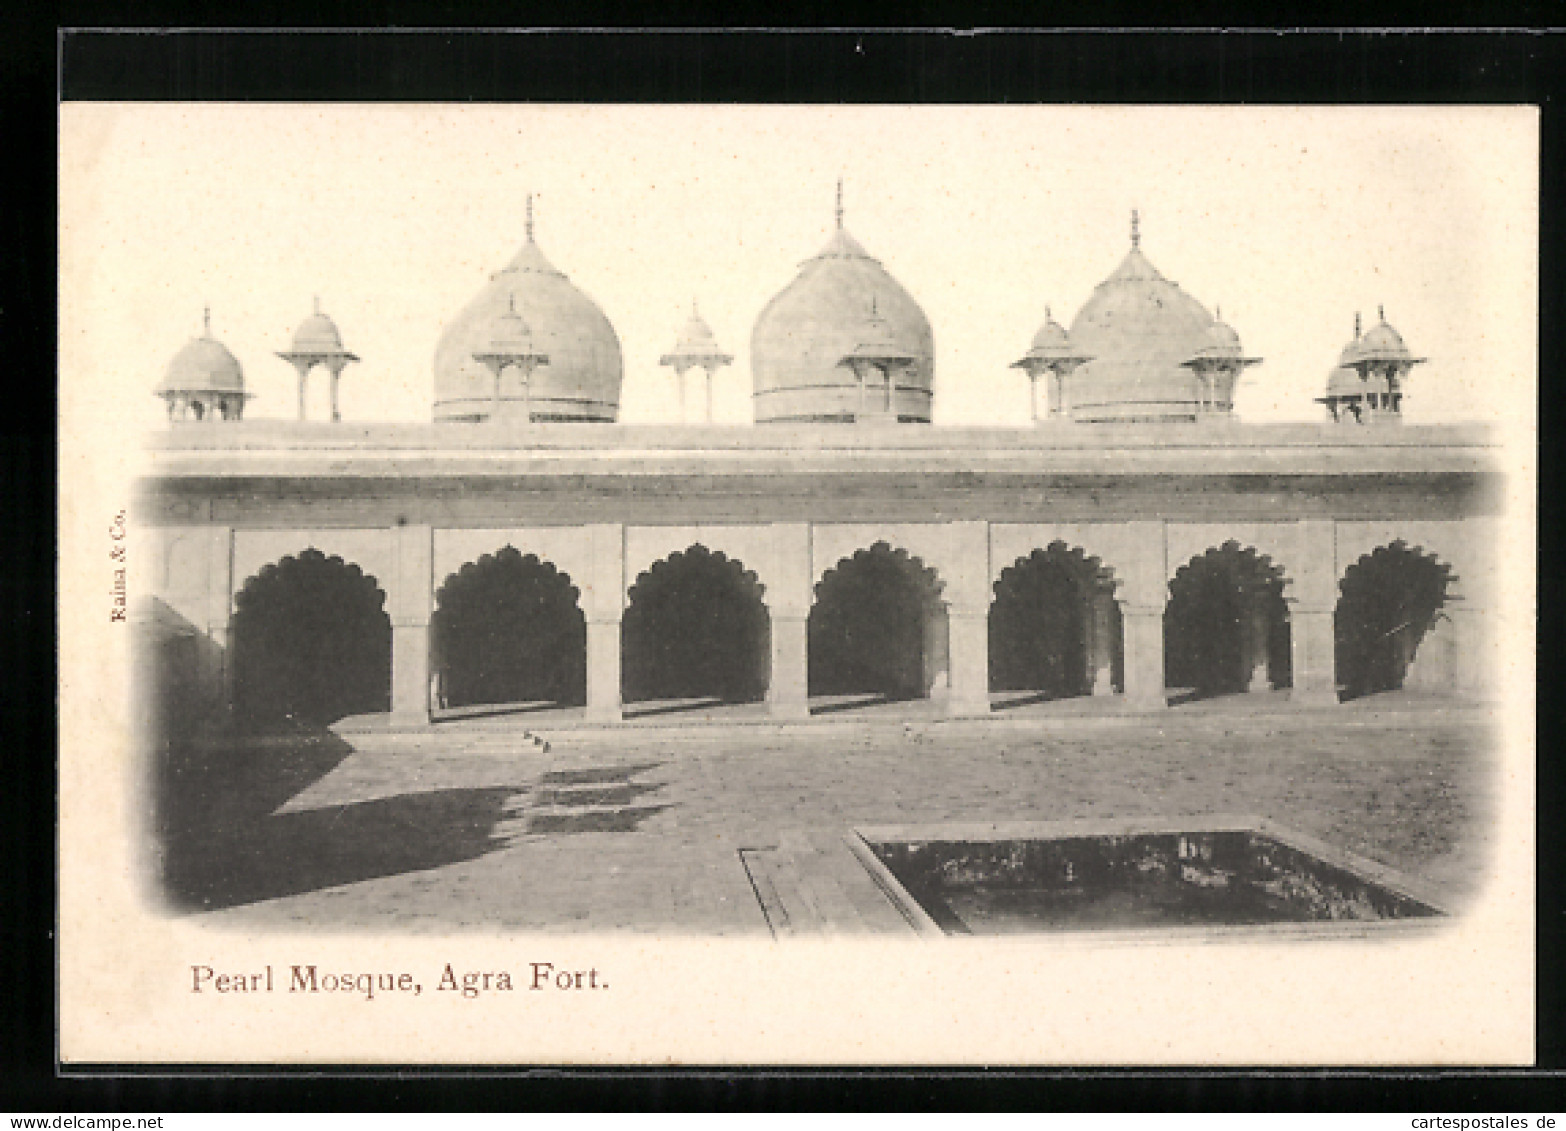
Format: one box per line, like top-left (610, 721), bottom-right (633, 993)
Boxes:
top-left (136, 190), bottom-right (1499, 743)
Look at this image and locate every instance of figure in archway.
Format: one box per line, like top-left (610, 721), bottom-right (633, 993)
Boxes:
top-left (1165, 543), bottom-right (1291, 700)
top-left (621, 546), bottom-right (769, 703)
top-left (431, 548), bottom-right (586, 710)
top-left (1336, 543), bottom-right (1451, 699)
top-left (990, 544), bottom-right (1122, 698)
top-left (232, 549), bottom-right (392, 729)
top-left (808, 543), bottom-right (946, 700)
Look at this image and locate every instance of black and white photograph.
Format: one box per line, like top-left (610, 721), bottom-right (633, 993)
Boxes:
top-left (57, 100), bottom-right (1536, 1065)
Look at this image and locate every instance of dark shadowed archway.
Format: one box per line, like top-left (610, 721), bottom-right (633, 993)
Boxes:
top-left (621, 545), bottom-right (769, 704)
top-left (990, 543), bottom-right (1122, 698)
top-left (431, 548), bottom-right (586, 710)
top-left (808, 542), bottom-right (946, 700)
top-left (1165, 542), bottom-right (1291, 700)
top-left (1336, 542), bottom-right (1452, 700)
top-left (232, 549), bottom-right (391, 729)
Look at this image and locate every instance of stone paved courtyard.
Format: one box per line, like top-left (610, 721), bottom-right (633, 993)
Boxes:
top-left (155, 694), bottom-right (1497, 936)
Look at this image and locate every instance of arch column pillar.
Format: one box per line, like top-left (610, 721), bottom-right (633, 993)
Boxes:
top-left (1289, 609), bottom-right (1338, 704)
top-left (585, 620), bottom-right (621, 721)
top-left (1121, 607), bottom-right (1165, 707)
top-left (767, 523), bottom-right (812, 719)
top-left (1448, 604), bottom-right (1489, 696)
top-left (389, 523), bottom-right (433, 725)
top-left (946, 609), bottom-right (988, 714)
top-left (1120, 520), bottom-right (1167, 708)
top-left (1290, 519), bottom-right (1339, 705)
top-left (584, 523), bottom-right (625, 723)
top-left (200, 526), bottom-right (236, 723)
top-left (945, 520), bottom-right (991, 717)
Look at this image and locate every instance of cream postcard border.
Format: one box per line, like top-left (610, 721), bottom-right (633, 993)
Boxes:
top-left (57, 103), bottom-right (1537, 1065)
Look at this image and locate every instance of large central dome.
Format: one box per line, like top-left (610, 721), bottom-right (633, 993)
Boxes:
top-left (1066, 219), bottom-right (1219, 423)
top-left (433, 205), bottom-right (623, 423)
top-left (751, 196), bottom-right (934, 424)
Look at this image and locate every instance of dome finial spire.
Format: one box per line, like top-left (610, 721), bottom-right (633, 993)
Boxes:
top-left (1355, 310), bottom-right (1362, 339)
top-left (835, 177), bottom-right (844, 229)
top-left (526, 193), bottom-right (535, 242)
top-left (1215, 303), bottom-right (1222, 322)
top-left (313, 294), bottom-right (321, 316)
top-left (1378, 303), bottom-right (1385, 323)
top-left (202, 304), bottom-right (211, 337)
top-left (1131, 208), bottom-right (1141, 249)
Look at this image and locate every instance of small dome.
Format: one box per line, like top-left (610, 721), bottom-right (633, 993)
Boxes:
top-left (1029, 311), bottom-right (1071, 352)
top-left (1066, 219), bottom-right (1217, 422)
top-left (1185, 314), bottom-right (1255, 365)
top-left (751, 192), bottom-right (934, 424)
top-left (660, 304), bottom-right (733, 368)
top-left (474, 297), bottom-right (543, 362)
top-left (1203, 319), bottom-right (1242, 354)
top-left (1322, 362), bottom-right (1389, 399)
top-left (1012, 308), bottom-right (1092, 369)
top-left (1328, 313), bottom-right (1368, 370)
top-left (158, 327), bottom-right (244, 395)
top-left (290, 310), bottom-right (346, 354)
top-left (434, 201), bottom-right (623, 423)
top-left (1323, 365), bottom-right (1365, 399)
top-left (1321, 313), bottom-right (1398, 403)
top-left (841, 299), bottom-right (917, 365)
top-left (1356, 310), bottom-right (1422, 364)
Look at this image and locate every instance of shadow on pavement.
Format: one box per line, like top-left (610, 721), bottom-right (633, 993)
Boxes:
top-left (525, 805), bottom-right (672, 835)
top-left (809, 692), bottom-right (911, 716)
top-left (537, 762), bottom-right (665, 788)
top-left (532, 781), bottom-right (665, 808)
top-left (163, 784), bottom-right (520, 911)
top-left (433, 699), bottom-right (564, 722)
top-left (990, 690), bottom-right (1059, 712)
top-left (622, 696), bottom-right (733, 719)
top-left (155, 720), bottom-right (521, 912)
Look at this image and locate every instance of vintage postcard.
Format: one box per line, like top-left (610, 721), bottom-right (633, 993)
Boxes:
top-left (58, 103), bottom-right (1537, 1064)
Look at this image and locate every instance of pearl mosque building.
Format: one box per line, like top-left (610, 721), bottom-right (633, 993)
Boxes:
top-left (137, 189), bottom-right (1498, 737)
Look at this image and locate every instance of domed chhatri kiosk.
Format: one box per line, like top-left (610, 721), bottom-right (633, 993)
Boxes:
top-left (276, 298), bottom-right (359, 422)
top-left (751, 183), bottom-right (935, 424)
top-left (660, 301), bottom-right (733, 425)
top-left (155, 307), bottom-right (250, 423)
top-left (433, 197), bottom-right (623, 423)
top-left (1318, 307), bottom-right (1427, 425)
top-left (1010, 307), bottom-right (1092, 422)
top-left (138, 198), bottom-right (1499, 738)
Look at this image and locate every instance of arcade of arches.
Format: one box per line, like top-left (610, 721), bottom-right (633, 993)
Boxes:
top-left (217, 530), bottom-right (1476, 730)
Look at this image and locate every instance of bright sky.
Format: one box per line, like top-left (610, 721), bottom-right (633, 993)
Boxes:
top-left (60, 103), bottom-right (1537, 431)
